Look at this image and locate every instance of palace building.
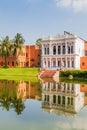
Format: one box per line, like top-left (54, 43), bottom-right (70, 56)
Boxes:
top-left (41, 32), bottom-right (87, 70)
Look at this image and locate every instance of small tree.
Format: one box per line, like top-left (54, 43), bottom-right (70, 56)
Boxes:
top-left (12, 33), bottom-right (25, 66)
top-left (13, 33), bottom-right (25, 56)
top-left (36, 38), bottom-right (42, 47)
top-left (0, 36), bottom-right (12, 66)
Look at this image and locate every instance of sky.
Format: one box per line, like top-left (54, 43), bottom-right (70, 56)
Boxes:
top-left (0, 0), bottom-right (87, 44)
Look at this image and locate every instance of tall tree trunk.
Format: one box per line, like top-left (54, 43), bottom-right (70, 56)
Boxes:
top-left (4, 57), bottom-right (7, 66)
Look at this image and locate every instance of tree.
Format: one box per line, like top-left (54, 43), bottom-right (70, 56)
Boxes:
top-left (36, 38), bottom-right (42, 47)
top-left (0, 97), bottom-right (11, 111)
top-left (0, 36), bottom-right (12, 66)
top-left (11, 97), bottom-right (25, 115)
top-left (13, 33), bottom-right (25, 56)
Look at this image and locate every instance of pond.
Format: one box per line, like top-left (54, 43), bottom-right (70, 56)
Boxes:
top-left (0, 79), bottom-right (87, 130)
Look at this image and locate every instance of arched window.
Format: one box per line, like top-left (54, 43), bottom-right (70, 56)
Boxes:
top-left (48, 61), bottom-right (50, 67)
top-left (58, 60), bottom-right (61, 67)
top-left (53, 60), bottom-right (56, 67)
top-left (68, 61), bottom-right (70, 68)
top-left (58, 95), bottom-right (61, 104)
top-left (53, 46), bottom-right (56, 55)
top-left (63, 45), bottom-right (65, 54)
top-left (67, 97), bottom-right (70, 105)
top-left (72, 60), bottom-right (74, 67)
top-left (44, 95), bottom-right (46, 101)
top-left (68, 46), bottom-right (70, 54)
top-left (62, 96), bottom-right (65, 105)
top-left (44, 47), bottom-right (46, 55)
top-left (47, 47), bottom-right (49, 54)
top-left (53, 95), bottom-right (56, 104)
top-left (71, 46), bottom-right (73, 53)
top-left (58, 46), bottom-right (61, 54)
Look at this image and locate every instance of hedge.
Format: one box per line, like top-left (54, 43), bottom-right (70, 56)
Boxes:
top-left (59, 70), bottom-right (87, 78)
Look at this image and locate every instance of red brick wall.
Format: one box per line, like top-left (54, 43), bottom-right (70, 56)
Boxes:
top-left (80, 57), bottom-right (87, 70)
top-left (25, 45), bottom-right (41, 67)
top-left (0, 56), bottom-right (17, 67)
top-left (29, 45), bottom-right (40, 67)
top-left (80, 84), bottom-right (87, 92)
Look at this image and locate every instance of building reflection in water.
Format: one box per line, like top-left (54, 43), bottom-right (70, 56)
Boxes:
top-left (0, 80), bottom-right (41, 115)
top-left (41, 79), bottom-right (85, 116)
top-left (0, 80), bottom-right (41, 100)
top-left (17, 81), bottom-right (41, 100)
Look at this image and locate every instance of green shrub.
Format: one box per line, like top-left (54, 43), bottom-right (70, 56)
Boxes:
top-left (3, 65), bottom-right (9, 68)
top-left (60, 70), bottom-right (87, 78)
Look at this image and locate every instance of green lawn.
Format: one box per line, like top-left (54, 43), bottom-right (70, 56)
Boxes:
top-left (0, 68), bottom-right (40, 81)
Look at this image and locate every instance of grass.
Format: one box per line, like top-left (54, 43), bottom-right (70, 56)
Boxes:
top-left (60, 77), bottom-right (87, 84)
top-left (0, 75), bottom-right (39, 82)
top-left (0, 68), bottom-right (40, 81)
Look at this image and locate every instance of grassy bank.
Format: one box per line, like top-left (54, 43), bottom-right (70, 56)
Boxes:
top-left (60, 77), bottom-right (87, 84)
top-left (60, 70), bottom-right (87, 78)
top-left (0, 68), bottom-right (40, 81)
top-left (59, 70), bottom-right (87, 84)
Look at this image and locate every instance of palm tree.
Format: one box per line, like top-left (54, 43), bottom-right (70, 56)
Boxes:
top-left (36, 38), bottom-right (42, 47)
top-left (12, 33), bottom-right (25, 66)
top-left (0, 97), bottom-right (11, 111)
top-left (11, 97), bottom-right (25, 115)
top-left (0, 36), bottom-right (12, 66)
top-left (36, 38), bottom-right (42, 67)
top-left (13, 33), bottom-right (25, 56)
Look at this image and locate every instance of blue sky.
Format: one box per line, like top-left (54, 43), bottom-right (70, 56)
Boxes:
top-left (0, 0), bottom-right (87, 44)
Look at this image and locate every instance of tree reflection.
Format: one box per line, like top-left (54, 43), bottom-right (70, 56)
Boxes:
top-left (0, 97), bottom-right (11, 111)
top-left (0, 80), bottom-right (25, 115)
top-left (11, 97), bottom-right (25, 115)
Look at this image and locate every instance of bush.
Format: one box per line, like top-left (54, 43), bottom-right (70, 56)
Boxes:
top-left (3, 65), bottom-right (9, 68)
top-left (60, 70), bottom-right (87, 78)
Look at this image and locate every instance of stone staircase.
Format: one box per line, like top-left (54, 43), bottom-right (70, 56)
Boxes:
top-left (38, 69), bottom-right (59, 78)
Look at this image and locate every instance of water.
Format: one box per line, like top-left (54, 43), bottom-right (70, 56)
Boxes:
top-left (0, 79), bottom-right (87, 130)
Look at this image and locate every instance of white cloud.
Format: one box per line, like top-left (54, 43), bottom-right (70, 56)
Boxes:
top-left (55, 0), bottom-right (71, 7)
top-left (55, 118), bottom-right (87, 130)
top-left (55, 0), bottom-right (87, 12)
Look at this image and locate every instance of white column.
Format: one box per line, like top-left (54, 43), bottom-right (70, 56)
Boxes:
top-left (61, 45), bottom-right (62, 55)
top-left (56, 44), bottom-right (58, 55)
top-left (50, 42), bottom-right (53, 55)
top-left (66, 57), bottom-right (67, 69)
top-left (65, 43), bottom-right (67, 54)
top-left (51, 45), bottom-right (53, 55)
top-left (50, 58), bottom-right (51, 69)
top-left (49, 43), bottom-right (51, 55)
top-left (46, 58), bottom-right (47, 68)
top-left (61, 58), bottom-right (62, 69)
top-left (70, 57), bottom-right (71, 69)
top-left (56, 58), bottom-right (57, 68)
